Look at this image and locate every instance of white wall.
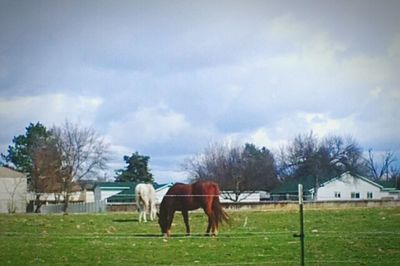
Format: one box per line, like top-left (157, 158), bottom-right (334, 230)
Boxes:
top-left (28, 190), bottom-right (95, 203)
top-left (316, 173), bottom-right (395, 201)
top-left (0, 177), bottom-right (27, 213)
top-left (94, 187), bottom-right (124, 202)
top-left (220, 192), bottom-right (261, 203)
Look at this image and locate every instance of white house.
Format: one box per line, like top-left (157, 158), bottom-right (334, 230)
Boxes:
top-left (310, 172), bottom-right (400, 201)
top-left (0, 167), bottom-right (27, 213)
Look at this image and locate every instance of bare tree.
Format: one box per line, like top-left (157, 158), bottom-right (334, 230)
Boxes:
top-left (366, 149), bottom-right (397, 181)
top-left (31, 140), bottom-right (63, 212)
top-left (52, 121), bottom-right (109, 212)
top-left (184, 142), bottom-right (279, 202)
top-left (278, 132), bottom-right (364, 200)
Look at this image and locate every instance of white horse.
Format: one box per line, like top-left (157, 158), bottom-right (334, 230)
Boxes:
top-left (135, 183), bottom-right (157, 222)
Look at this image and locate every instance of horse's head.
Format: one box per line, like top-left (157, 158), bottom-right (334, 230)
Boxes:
top-left (157, 211), bottom-right (171, 237)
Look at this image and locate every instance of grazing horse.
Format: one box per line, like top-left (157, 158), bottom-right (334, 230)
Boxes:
top-left (158, 180), bottom-right (229, 237)
top-left (135, 183), bottom-right (156, 222)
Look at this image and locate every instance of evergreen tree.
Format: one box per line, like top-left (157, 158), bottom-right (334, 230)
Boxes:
top-left (115, 152), bottom-right (154, 183)
top-left (1, 122), bottom-right (52, 177)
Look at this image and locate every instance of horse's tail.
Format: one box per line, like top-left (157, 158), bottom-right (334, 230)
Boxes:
top-left (135, 185), bottom-right (145, 212)
top-left (213, 193), bottom-right (229, 226)
top-left (135, 191), bottom-right (142, 212)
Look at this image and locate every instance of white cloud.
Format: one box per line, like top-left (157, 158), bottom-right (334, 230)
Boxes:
top-left (151, 169), bottom-right (187, 184)
top-left (107, 104), bottom-right (190, 147)
top-left (369, 86), bottom-right (383, 99)
top-left (268, 14), bottom-right (307, 43)
top-left (0, 93), bottom-right (102, 133)
top-left (0, 93), bottom-right (104, 161)
top-left (246, 128), bottom-right (288, 150)
top-left (388, 34), bottom-right (400, 58)
top-left (297, 112), bottom-right (341, 136)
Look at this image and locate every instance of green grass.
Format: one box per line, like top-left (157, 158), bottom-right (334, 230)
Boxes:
top-left (1, 207), bottom-right (399, 265)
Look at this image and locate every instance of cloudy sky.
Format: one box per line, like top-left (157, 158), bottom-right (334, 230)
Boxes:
top-left (1, 0), bottom-right (399, 183)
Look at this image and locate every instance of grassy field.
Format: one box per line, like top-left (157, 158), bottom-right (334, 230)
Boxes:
top-left (0, 207), bottom-right (399, 265)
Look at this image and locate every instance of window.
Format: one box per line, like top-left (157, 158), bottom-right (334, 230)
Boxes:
top-left (367, 192), bottom-right (373, 199)
top-left (351, 192), bottom-right (360, 199)
top-left (334, 192), bottom-right (341, 198)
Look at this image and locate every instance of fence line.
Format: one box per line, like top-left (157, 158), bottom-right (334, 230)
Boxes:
top-left (31, 260), bottom-right (400, 266)
top-left (41, 200), bottom-right (106, 214)
top-left (2, 230), bottom-right (400, 239)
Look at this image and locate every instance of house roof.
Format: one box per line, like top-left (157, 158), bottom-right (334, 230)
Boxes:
top-left (97, 182), bottom-right (174, 202)
top-left (0, 166), bottom-right (26, 179)
top-left (95, 182), bottom-right (173, 191)
top-left (95, 182), bottom-right (135, 190)
top-left (375, 179), bottom-right (399, 191)
top-left (272, 171), bottom-right (400, 195)
top-left (271, 178), bottom-right (315, 194)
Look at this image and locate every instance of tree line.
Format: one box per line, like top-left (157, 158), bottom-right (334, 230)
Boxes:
top-left (1, 122), bottom-right (399, 209)
top-left (184, 132), bottom-right (400, 200)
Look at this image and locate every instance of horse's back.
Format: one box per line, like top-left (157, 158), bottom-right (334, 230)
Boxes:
top-left (135, 183), bottom-right (156, 201)
top-left (161, 181), bottom-right (220, 211)
top-left (162, 183), bottom-right (198, 210)
top-left (192, 180), bottom-right (220, 195)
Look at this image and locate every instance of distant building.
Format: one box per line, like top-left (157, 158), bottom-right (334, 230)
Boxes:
top-left (311, 172), bottom-right (400, 201)
top-left (27, 181), bottom-right (84, 206)
top-left (94, 182), bottom-right (174, 204)
top-left (271, 172), bottom-right (400, 201)
top-left (0, 167), bottom-right (27, 213)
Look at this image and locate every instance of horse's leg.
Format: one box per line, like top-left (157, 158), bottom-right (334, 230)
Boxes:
top-left (203, 204), bottom-right (213, 236)
top-left (138, 206), bottom-right (143, 223)
top-left (182, 210), bottom-right (190, 236)
top-left (137, 201), bottom-right (141, 223)
top-left (150, 202), bottom-right (156, 221)
top-left (211, 213), bottom-right (218, 236)
top-left (206, 216), bottom-right (212, 236)
top-left (207, 198), bottom-right (218, 236)
top-left (209, 212), bottom-right (218, 236)
top-left (166, 211), bottom-right (175, 237)
top-left (211, 200), bottom-right (217, 236)
top-left (143, 201), bottom-right (148, 222)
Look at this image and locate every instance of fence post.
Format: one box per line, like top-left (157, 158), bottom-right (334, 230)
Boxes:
top-left (298, 184), bottom-right (305, 266)
top-left (293, 184), bottom-right (305, 265)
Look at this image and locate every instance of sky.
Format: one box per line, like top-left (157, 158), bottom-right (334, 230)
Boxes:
top-left (0, 0), bottom-right (399, 183)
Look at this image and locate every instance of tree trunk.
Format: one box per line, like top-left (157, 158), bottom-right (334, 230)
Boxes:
top-left (314, 176), bottom-right (319, 201)
top-left (34, 194), bottom-right (42, 213)
top-left (63, 193), bottom-right (70, 213)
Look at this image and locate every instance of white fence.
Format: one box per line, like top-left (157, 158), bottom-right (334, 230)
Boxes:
top-left (41, 200), bottom-right (107, 214)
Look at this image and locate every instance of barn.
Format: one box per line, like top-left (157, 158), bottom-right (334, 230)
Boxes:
top-left (0, 167), bottom-right (27, 213)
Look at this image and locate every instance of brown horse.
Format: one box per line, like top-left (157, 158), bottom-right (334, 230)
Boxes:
top-left (158, 180), bottom-right (229, 237)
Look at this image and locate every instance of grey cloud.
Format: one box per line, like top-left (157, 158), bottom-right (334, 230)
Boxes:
top-left (1, 0), bottom-right (400, 181)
